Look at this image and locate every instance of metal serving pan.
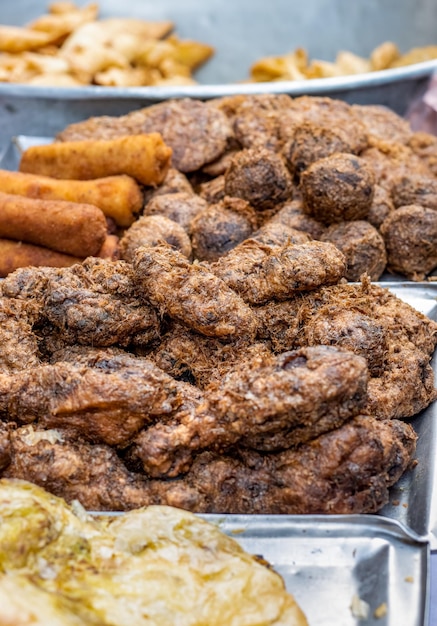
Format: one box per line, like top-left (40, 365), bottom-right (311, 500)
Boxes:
top-left (0, 0), bottom-right (436, 149)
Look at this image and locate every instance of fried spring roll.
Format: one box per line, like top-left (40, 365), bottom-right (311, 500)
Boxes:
top-left (0, 169), bottom-right (143, 227)
top-left (0, 191), bottom-right (107, 257)
top-left (19, 133), bottom-right (172, 187)
top-left (0, 239), bottom-right (82, 277)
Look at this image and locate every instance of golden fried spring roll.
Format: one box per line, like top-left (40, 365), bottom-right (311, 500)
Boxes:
top-left (0, 239), bottom-right (82, 277)
top-left (0, 191), bottom-right (106, 257)
top-left (19, 133), bottom-right (172, 187)
top-left (0, 169), bottom-right (143, 227)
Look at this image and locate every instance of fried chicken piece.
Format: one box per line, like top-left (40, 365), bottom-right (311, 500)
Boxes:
top-left (190, 197), bottom-right (257, 262)
top-left (268, 199), bottom-right (326, 239)
top-left (3, 425), bottom-right (152, 511)
top-left (391, 173), bottom-right (437, 210)
top-left (364, 343), bottom-right (437, 420)
top-left (143, 191), bottom-right (207, 232)
top-left (119, 214), bottom-right (192, 262)
top-left (57, 99), bottom-right (234, 173)
top-left (321, 220), bottom-right (387, 281)
top-left (224, 147), bottom-right (293, 211)
top-left (367, 185), bottom-right (395, 229)
top-left (149, 416), bottom-right (417, 515)
top-left (208, 239), bottom-right (346, 305)
top-left (129, 346), bottom-right (369, 477)
top-left (283, 121), bottom-right (363, 180)
top-left (0, 355), bottom-right (204, 447)
top-left (38, 257), bottom-right (161, 348)
top-left (133, 244), bottom-right (258, 341)
top-left (198, 175), bottom-right (226, 204)
top-left (301, 153), bottom-right (375, 223)
top-left (0, 298), bottom-right (41, 373)
top-left (380, 204), bottom-right (437, 280)
top-left (142, 167), bottom-right (194, 204)
top-left (351, 104), bottom-right (413, 144)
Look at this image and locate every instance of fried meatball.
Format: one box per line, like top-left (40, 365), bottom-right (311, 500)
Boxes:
top-left (190, 197), bottom-right (257, 262)
top-left (143, 192), bottom-right (208, 232)
top-left (224, 147), bottom-right (293, 210)
top-left (198, 175), bottom-right (226, 204)
top-left (143, 168), bottom-right (194, 204)
top-left (380, 204), bottom-right (437, 280)
top-left (351, 104), bottom-right (413, 144)
top-left (269, 199), bottom-right (326, 239)
top-left (321, 220), bottom-right (387, 281)
top-left (120, 215), bottom-right (192, 262)
top-left (408, 131), bottom-right (437, 176)
top-left (300, 153), bottom-right (375, 223)
top-left (367, 185), bottom-right (395, 229)
top-left (232, 94), bottom-right (293, 151)
top-left (250, 221), bottom-right (311, 247)
top-left (391, 174), bottom-right (437, 210)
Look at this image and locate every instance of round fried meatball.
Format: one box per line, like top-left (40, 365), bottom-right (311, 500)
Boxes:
top-left (143, 168), bottom-right (194, 205)
top-left (300, 153), bottom-right (375, 223)
top-left (198, 175), bottom-right (226, 204)
top-left (251, 221), bottom-right (311, 247)
top-left (143, 192), bottom-right (208, 232)
top-left (284, 121), bottom-right (361, 180)
top-left (224, 147), bottom-right (293, 211)
top-left (120, 214), bottom-right (192, 262)
top-left (190, 197), bottom-right (257, 262)
top-left (367, 185), bottom-right (395, 229)
top-left (391, 174), bottom-right (437, 211)
top-left (380, 204), bottom-right (437, 280)
top-left (304, 308), bottom-right (387, 376)
top-left (321, 220), bottom-right (387, 281)
top-left (269, 199), bottom-right (326, 239)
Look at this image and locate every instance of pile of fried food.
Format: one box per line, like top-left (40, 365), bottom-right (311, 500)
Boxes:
top-left (0, 96), bottom-right (436, 515)
top-left (0, 2), bottom-right (214, 87)
top-left (249, 41), bottom-right (437, 82)
top-left (0, 479), bottom-right (307, 626)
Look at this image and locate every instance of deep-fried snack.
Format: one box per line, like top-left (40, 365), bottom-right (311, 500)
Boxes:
top-left (351, 104), bottom-right (413, 144)
top-left (198, 175), bottom-right (226, 204)
top-left (0, 239), bottom-right (83, 277)
top-left (201, 149), bottom-right (240, 177)
top-left (380, 204), bottom-right (437, 280)
top-left (0, 191), bottom-right (107, 257)
top-left (232, 94), bottom-right (294, 151)
top-left (408, 132), bottom-right (437, 177)
top-left (133, 244), bottom-right (258, 341)
top-left (56, 100), bottom-right (233, 173)
top-left (130, 345), bottom-right (368, 476)
top-left (0, 169), bottom-right (143, 227)
top-left (39, 258), bottom-right (161, 348)
top-left (367, 185), bottom-right (395, 229)
top-left (224, 147), bottom-right (293, 210)
top-left (321, 220), bottom-right (387, 281)
top-left (0, 298), bottom-right (40, 373)
top-left (120, 214), bottom-right (192, 262)
top-left (208, 239), bottom-right (346, 305)
top-left (143, 168), bottom-right (194, 204)
top-left (189, 197), bottom-right (257, 262)
top-left (269, 199), bottom-right (326, 239)
top-left (0, 25), bottom-right (57, 53)
top-left (19, 133), bottom-right (172, 187)
top-left (301, 153), bottom-right (375, 223)
top-left (251, 221), bottom-right (311, 247)
top-left (391, 173), bottom-right (437, 210)
top-left (143, 191), bottom-right (207, 232)
top-left (95, 233), bottom-right (120, 260)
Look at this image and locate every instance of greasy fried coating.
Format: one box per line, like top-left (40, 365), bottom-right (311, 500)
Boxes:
top-left (0, 191), bottom-right (107, 257)
top-left (143, 191), bottom-right (207, 232)
top-left (57, 100), bottom-right (233, 173)
top-left (300, 153), bottom-right (375, 223)
top-left (143, 168), bottom-right (194, 204)
top-left (250, 221), bottom-right (311, 247)
top-left (198, 175), bottom-right (226, 204)
top-left (20, 134), bottom-right (172, 187)
top-left (133, 244), bottom-right (258, 341)
top-left (391, 173), bottom-right (437, 210)
top-left (380, 204), bottom-right (437, 280)
top-left (269, 199), bottom-right (326, 239)
top-left (3, 425), bottom-right (152, 511)
top-left (283, 121), bottom-right (362, 180)
top-left (367, 185), bottom-right (395, 229)
top-left (0, 265), bottom-right (60, 300)
top-left (321, 220), bottom-right (387, 281)
top-left (0, 298), bottom-right (41, 373)
top-left (130, 346), bottom-right (368, 476)
top-left (351, 104), bottom-right (413, 144)
top-left (0, 169), bottom-right (143, 227)
top-left (408, 131), bottom-right (437, 177)
top-left (232, 94), bottom-right (293, 151)
top-left (365, 344), bottom-right (437, 419)
top-left (40, 258), bottom-right (161, 348)
top-left (189, 197), bottom-right (257, 262)
top-left (119, 214), bottom-right (192, 262)
top-left (209, 239), bottom-right (346, 305)
top-left (224, 147), bottom-right (293, 210)
top-left (0, 357), bottom-right (196, 447)
top-left (155, 416), bottom-right (416, 515)
top-left (0, 239), bottom-right (83, 277)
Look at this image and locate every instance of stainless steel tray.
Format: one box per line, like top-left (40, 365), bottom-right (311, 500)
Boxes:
top-left (96, 512), bottom-right (429, 626)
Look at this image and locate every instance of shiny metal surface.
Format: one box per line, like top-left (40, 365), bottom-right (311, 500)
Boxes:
top-left (0, 0), bottom-right (436, 148)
